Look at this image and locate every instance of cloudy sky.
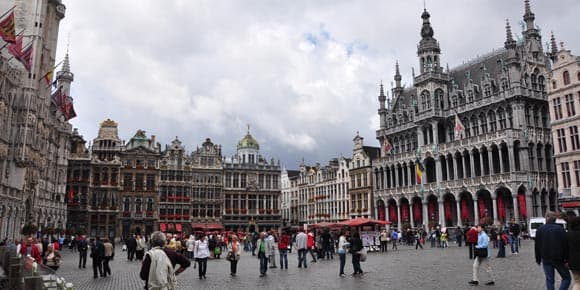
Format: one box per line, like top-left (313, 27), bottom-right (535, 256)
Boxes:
top-left (55, 0), bottom-right (580, 169)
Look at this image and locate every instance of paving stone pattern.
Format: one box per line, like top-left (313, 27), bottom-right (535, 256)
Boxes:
top-left (56, 240), bottom-right (564, 290)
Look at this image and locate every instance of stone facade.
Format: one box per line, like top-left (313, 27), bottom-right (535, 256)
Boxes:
top-left (0, 0), bottom-right (71, 240)
top-left (373, 1), bottom-right (555, 230)
top-left (548, 41), bottom-right (580, 216)
top-left (190, 138), bottom-right (223, 228)
top-left (222, 128), bottom-right (281, 232)
top-left (349, 134), bottom-right (379, 219)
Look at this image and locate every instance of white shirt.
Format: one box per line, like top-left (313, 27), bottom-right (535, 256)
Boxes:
top-left (194, 239), bottom-right (210, 259)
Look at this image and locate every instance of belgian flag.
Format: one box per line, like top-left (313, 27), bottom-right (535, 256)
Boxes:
top-left (415, 158), bottom-right (424, 184)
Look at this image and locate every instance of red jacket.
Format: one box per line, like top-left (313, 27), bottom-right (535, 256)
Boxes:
top-left (307, 233), bottom-right (315, 249)
top-left (278, 234), bottom-right (289, 250)
top-left (466, 228), bottom-right (478, 243)
top-left (20, 242), bottom-right (42, 263)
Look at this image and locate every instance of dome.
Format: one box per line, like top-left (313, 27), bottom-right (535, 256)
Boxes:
top-left (237, 126), bottom-right (260, 150)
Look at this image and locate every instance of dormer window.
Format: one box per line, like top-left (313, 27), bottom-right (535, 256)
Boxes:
top-left (563, 70), bottom-right (571, 85)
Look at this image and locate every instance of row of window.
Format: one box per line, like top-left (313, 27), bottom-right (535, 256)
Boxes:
top-left (560, 160), bottom-right (580, 188)
top-left (224, 173), bottom-right (279, 189)
top-left (556, 126), bottom-right (580, 153)
top-left (553, 92), bottom-right (580, 120)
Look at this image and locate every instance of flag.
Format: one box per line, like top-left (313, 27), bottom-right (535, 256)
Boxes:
top-left (42, 70), bottom-right (53, 87)
top-left (0, 11), bottom-right (15, 44)
top-left (7, 34), bottom-right (22, 58)
top-left (61, 96), bottom-right (77, 121)
top-left (51, 86), bottom-right (65, 107)
top-left (18, 44), bottom-right (33, 71)
top-left (415, 158), bottom-right (424, 184)
top-left (454, 113), bottom-right (465, 140)
top-left (382, 135), bottom-right (393, 154)
top-left (67, 188), bottom-right (74, 204)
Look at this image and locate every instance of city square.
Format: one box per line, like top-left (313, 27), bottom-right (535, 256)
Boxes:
top-left (0, 0), bottom-right (579, 289)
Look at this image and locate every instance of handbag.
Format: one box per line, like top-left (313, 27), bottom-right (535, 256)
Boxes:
top-left (226, 251), bottom-right (236, 261)
top-left (357, 248), bottom-right (367, 262)
top-left (474, 247), bottom-right (488, 258)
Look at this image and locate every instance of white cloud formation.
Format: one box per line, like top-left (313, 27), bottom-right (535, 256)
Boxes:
top-left (57, 0), bottom-right (580, 168)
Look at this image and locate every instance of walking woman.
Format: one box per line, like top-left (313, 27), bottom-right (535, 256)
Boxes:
top-left (227, 235), bottom-right (241, 276)
top-left (338, 231), bottom-right (349, 277)
top-left (349, 231), bottom-right (363, 276)
top-left (44, 244), bottom-right (61, 271)
top-left (469, 224), bottom-right (494, 286)
top-left (567, 216), bottom-right (580, 290)
top-left (194, 234), bottom-right (210, 279)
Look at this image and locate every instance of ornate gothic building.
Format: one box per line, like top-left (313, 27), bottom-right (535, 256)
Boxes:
top-left (190, 138), bottom-right (223, 230)
top-left (373, 1), bottom-right (555, 230)
top-left (0, 0), bottom-right (71, 239)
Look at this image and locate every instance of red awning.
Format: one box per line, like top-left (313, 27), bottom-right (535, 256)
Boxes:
top-left (337, 218), bottom-right (391, 227)
top-left (160, 223), bottom-right (166, 232)
top-left (176, 224), bottom-right (182, 232)
top-left (561, 201), bottom-right (580, 208)
top-left (309, 222), bottom-right (341, 229)
top-left (191, 223), bottom-right (224, 230)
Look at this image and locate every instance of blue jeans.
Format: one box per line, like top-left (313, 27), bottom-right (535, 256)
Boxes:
top-left (298, 249), bottom-right (307, 268)
top-left (352, 253), bottom-right (362, 274)
top-left (339, 253), bottom-right (346, 275)
top-left (259, 252), bottom-right (268, 274)
top-left (279, 249), bottom-right (288, 269)
top-left (542, 263), bottom-right (571, 290)
top-left (511, 235), bottom-right (519, 253)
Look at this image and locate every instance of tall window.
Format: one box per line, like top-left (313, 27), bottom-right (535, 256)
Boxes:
top-left (575, 161), bottom-right (580, 187)
top-left (488, 111), bottom-right (497, 132)
top-left (571, 126), bottom-right (580, 151)
top-left (553, 98), bottom-right (563, 120)
top-left (566, 94), bottom-right (576, 117)
top-left (558, 128), bottom-right (567, 153)
top-left (480, 114), bottom-right (488, 134)
top-left (498, 109), bottom-right (506, 130)
top-left (562, 162), bottom-right (571, 188)
top-left (563, 71), bottom-right (571, 85)
top-left (421, 91), bottom-right (431, 110)
top-left (471, 116), bottom-right (479, 135)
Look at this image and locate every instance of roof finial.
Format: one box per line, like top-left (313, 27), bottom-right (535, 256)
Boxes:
top-left (504, 19), bottom-right (516, 49)
top-left (523, 0), bottom-right (535, 31)
top-left (379, 81), bottom-right (385, 96)
top-left (550, 31), bottom-right (558, 54)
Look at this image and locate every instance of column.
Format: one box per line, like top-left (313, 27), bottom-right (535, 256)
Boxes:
top-left (456, 200), bottom-right (463, 227)
top-left (508, 145), bottom-right (515, 172)
top-left (385, 205), bottom-right (390, 224)
top-left (461, 154), bottom-right (467, 179)
top-left (422, 201), bottom-right (429, 228)
top-left (473, 199), bottom-right (479, 225)
top-left (397, 204), bottom-right (402, 231)
top-left (492, 198), bottom-right (498, 224)
top-left (453, 156), bottom-right (459, 180)
top-left (394, 166), bottom-right (399, 188)
top-left (417, 127), bottom-right (424, 147)
top-left (469, 151), bottom-right (475, 178)
top-left (488, 150), bottom-right (494, 175)
top-left (409, 164), bottom-right (414, 186)
top-left (410, 203), bottom-right (415, 227)
top-left (479, 151), bottom-right (485, 176)
top-left (438, 200), bottom-right (444, 226)
top-left (498, 146), bottom-right (505, 173)
top-left (432, 121), bottom-right (439, 144)
top-left (513, 196), bottom-right (520, 223)
top-left (436, 158), bottom-right (443, 184)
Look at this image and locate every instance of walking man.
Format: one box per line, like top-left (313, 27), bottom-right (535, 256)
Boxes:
top-left (126, 234), bottom-right (137, 261)
top-left (90, 237), bottom-right (104, 278)
top-left (535, 211), bottom-right (571, 290)
top-left (257, 232), bottom-right (269, 277)
top-left (295, 230), bottom-right (307, 268)
top-left (391, 230), bottom-right (398, 250)
top-left (77, 235), bottom-right (88, 269)
top-left (509, 218), bottom-right (521, 255)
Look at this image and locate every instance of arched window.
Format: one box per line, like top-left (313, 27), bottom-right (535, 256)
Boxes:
top-left (124, 198), bottom-right (130, 212)
top-left (552, 80), bottom-right (557, 90)
top-left (147, 198), bottom-right (153, 211)
top-left (480, 113), bottom-right (488, 134)
top-left (498, 108), bottom-right (506, 130)
top-left (464, 118), bottom-right (471, 137)
top-left (421, 90), bottom-right (431, 110)
top-left (488, 111), bottom-right (497, 132)
top-left (563, 71), bottom-right (571, 85)
top-left (471, 115), bottom-right (479, 135)
top-left (577, 72), bottom-right (580, 81)
top-left (538, 76), bottom-right (545, 92)
top-left (531, 72), bottom-right (538, 90)
top-left (135, 198), bottom-right (142, 212)
top-left (434, 89), bottom-right (444, 109)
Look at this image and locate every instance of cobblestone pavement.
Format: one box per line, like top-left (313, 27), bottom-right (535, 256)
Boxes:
top-left (55, 240), bottom-right (565, 290)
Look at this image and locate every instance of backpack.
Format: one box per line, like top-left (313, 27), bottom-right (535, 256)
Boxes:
top-left (145, 248), bottom-right (176, 290)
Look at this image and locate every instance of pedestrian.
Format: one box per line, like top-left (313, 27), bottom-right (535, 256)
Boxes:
top-left (509, 219), bottom-right (521, 255)
top-left (466, 226), bottom-right (478, 259)
top-left (535, 211), bottom-right (571, 290)
top-left (338, 231), bottom-right (349, 277)
top-left (227, 235), bottom-right (241, 276)
top-left (136, 234), bottom-right (146, 260)
top-left (102, 238), bottom-right (113, 277)
top-left (194, 234), bottom-right (209, 279)
top-left (469, 224), bottom-right (494, 286)
top-left (566, 216), bottom-right (580, 290)
top-left (295, 230), bottom-right (308, 268)
top-left (77, 235), bottom-right (88, 269)
top-left (126, 234), bottom-right (137, 261)
top-left (380, 230), bottom-right (388, 253)
top-left (267, 231), bottom-right (277, 268)
top-left (186, 235), bottom-right (195, 260)
top-left (321, 228), bottom-right (333, 260)
top-left (496, 230), bottom-right (508, 258)
top-left (278, 230), bottom-right (289, 270)
top-left (257, 232), bottom-right (269, 277)
top-left (441, 230), bottom-right (448, 248)
top-left (90, 237), bottom-right (104, 278)
top-left (20, 237), bottom-right (42, 264)
top-left (415, 230), bottom-right (423, 250)
top-left (307, 231), bottom-right (317, 263)
top-left (251, 232), bottom-right (258, 256)
top-left (140, 231), bottom-right (190, 290)
top-left (391, 230), bottom-right (398, 250)
top-left (456, 227), bottom-right (463, 247)
top-left (44, 244), bottom-right (61, 271)
top-left (349, 231), bottom-right (363, 276)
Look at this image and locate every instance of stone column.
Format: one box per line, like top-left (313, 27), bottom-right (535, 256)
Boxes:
top-left (410, 203), bottom-right (415, 227)
top-left (488, 150), bottom-right (494, 175)
top-left (492, 198), bottom-right (498, 224)
top-left (473, 199), bottom-right (479, 225)
top-left (453, 156), bottom-right (459, 180)
top-left (508, 145), bottom-right (515, 172)
top-left (461, 154), bottom-right (467, 179)
top-left (479, 151), bottom-right (485, 176)
top-left (438, 200), bottom-right (444, 226)
top-left (385, 204), bottom-right (390, 224)
top-left (456, 200), bottom-right (463, 227)
top-left (469, 151), bottom-right (475, 178)
top-left (513, 196), bottom-right (520, 223)
top-left (498, 146), bottom-right (505, 173)
top-left (423, 201), bottom-right (429, 228)
top-left (432, 121), bottom-right (439, 144)
top-left (397, 204), bottom-right (402, 231)
top-left (394, 166), bottom-right (399, 188)
top-left (436, 158), bottom-right (443, 184)
top-left (417, 127), bottom-right (424, 147)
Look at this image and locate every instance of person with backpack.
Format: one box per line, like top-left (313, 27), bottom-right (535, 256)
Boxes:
top-left (77, 235), bottom-right (88, 269)
top-left (497, 229), bottom-right (509, 258)
top-left (140, 231), bottom-right (190, 290)
top-left (391, 230), bottom-right (398, 250)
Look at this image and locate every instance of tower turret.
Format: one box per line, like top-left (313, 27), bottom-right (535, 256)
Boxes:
top-left (417, 9), bottom-right (441, 74)
top-left (56, 52), bottom-right (74, 96)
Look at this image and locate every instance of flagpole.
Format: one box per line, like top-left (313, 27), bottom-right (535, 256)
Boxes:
top-left (0, 6), bottom-right (16, 21)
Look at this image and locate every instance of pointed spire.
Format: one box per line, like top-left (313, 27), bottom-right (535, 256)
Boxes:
top-left (379, 81), bottom-right (385, 97)
top-left (550, 31), bottom-right (558, 55)
top-left (504, 19), bottom-right (516, 49)
top-left (62, 52), bottom-right (70, 72)
top-left (523, 0), bottom-right (536, 32)
top-left (394, 61), bottom-right (402, 88)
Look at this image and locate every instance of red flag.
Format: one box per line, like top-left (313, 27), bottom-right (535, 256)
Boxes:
top-left (0, 11), bottom-right (16, 44)
top-left (61, 97), bottom-right (77, 121)
top-left (19, 44), bottom-right (33, 71)
top-left (68, 188), bottom-right (74, 204)
top-left (7, 34), bottom-right (22, 58)
top-left (51, 87), bottom-right (65, 107)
